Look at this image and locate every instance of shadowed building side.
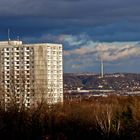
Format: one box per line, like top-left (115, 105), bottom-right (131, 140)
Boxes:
top-left (25, 44), bottom-right (63, 104)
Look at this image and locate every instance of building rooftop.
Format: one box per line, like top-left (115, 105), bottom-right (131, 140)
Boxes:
top-left (0, 41), bottom-right (62, 48)
top-left (0, 41), bottom-right (22, 46)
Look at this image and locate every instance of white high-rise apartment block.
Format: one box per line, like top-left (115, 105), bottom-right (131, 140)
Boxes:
top-left (0, 40), bottom-right (63, 108)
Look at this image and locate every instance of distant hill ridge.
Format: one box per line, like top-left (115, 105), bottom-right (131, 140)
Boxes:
top-left (64, 73), bottom-right (140, 90)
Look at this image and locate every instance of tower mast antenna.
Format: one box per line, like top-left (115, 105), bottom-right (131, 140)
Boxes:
top-left (101, 56), bottom-right (104, 78)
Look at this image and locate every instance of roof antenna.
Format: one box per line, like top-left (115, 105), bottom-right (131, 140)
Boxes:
top-left (8, 29), bottom-right (11, 43)
top-left (17, 36), bottom-right (20, 41)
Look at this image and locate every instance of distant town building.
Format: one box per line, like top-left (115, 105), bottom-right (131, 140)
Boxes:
top-left (0, 41), bottom-right (63, 109)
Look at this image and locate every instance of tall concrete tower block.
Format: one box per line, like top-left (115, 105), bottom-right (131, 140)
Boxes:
top-left (0, 41), bottom-right (63, 109)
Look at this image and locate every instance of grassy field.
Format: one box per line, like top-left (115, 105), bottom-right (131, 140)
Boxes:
top-left (0, 96), bottom-right (140, 140)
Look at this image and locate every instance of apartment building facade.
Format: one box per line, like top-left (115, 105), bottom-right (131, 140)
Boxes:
top-left (0, 41), bottom-right (63, 109)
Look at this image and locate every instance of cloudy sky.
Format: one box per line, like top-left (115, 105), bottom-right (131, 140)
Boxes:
top-left (0, 0), bottom-right (140, 73)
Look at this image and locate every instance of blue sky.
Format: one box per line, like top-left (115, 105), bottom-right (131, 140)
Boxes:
top-left (0, 0), bottom-right (140, 73)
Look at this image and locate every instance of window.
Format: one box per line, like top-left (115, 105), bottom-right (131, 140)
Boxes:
top-left (26, 47), bottom-right (30, 50)
top-left (17, 94), bottom-right (20, 97)
top-left (16, 71), bottom-right (19, 74)
top-left (27, 89), bottom-right (30, 92)
top-left (6, 84), bottom-right (10, 88)
top-left (27, 70), bottom-right (30, 73)
top-left (6, 75), bottom-right (9, 78)
top-left (16, 85), bottom-right (19, 88)
top-left (16, 75), bottom-right (19, 78)
top-left (26, 52), bottom-right (30, 55)
top-left (27, 84), bottom-right (30, 87)
top-left (6, 89), bottom-right (10, 92)
top-left (7, 71), bottom-right (9, 74)
top-left (17, 89), bottom-right (20, 92)
top-left (6, 93), bottom-right (10, 97)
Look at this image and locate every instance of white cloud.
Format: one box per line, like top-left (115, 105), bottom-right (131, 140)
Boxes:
top-left (64, 37), bottom-right (140, 62)
top-left (60, 34), bottom-right (140, 72)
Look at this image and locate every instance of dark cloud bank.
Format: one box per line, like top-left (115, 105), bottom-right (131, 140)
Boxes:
top-left (0, 0), bottom-right (140, 41)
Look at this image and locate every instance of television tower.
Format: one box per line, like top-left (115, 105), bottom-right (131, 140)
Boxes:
top-left (101, 57), bottom-right (104, 78)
